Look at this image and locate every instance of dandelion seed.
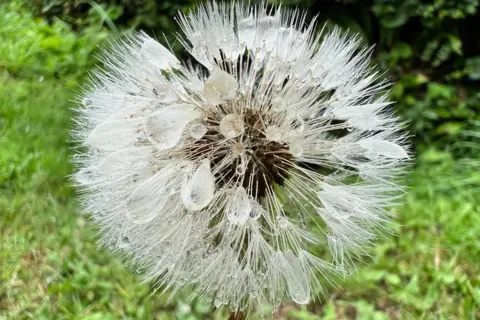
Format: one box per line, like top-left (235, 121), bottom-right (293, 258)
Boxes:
top-left (73, 1), bottom-right (410, 315)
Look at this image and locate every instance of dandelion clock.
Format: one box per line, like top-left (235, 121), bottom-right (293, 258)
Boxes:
top-left (73, 1), bottom-right (410, 317)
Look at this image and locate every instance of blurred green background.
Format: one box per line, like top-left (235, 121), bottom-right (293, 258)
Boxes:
top-left (1, 0), bottom-right (479, 319)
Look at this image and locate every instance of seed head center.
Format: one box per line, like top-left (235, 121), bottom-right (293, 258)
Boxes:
top-left (188, 108), bottom-right (292, 198)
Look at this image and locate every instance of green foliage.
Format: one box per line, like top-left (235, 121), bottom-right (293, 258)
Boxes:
top-left (29, 0), bottom-right (197, 54)
top-left (285, 0), bottom-right (480, 156)
top-left (370, 0), bottom-right (480, 154)
top-left (0, 2), bottom-right (109, 80)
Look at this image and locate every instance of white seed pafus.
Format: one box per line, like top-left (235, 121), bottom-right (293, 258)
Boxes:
top-left (74, 1), bottom-right (410, 314)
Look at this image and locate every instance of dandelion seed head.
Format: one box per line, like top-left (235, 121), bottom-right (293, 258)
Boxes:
top-left (73, 1), bottom-right (410, 314)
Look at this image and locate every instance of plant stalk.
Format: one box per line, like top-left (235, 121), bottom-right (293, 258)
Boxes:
top-left (228, 311), bottom-right (245, 320)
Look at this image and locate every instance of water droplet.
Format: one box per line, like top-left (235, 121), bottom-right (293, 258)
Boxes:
top-left (181, 159), bottom-right (215, 211)
top-left (140, 38), bottom-right (180, 70)
top-left (82, 98), bottom-right (92, 107)
top-left (289, 117), bottom-right (305, 135)
top-left (126, 83), bottom-right (141, 95)
top-left (278, 217), bottom-right (289, 229)
top-left (359, 138), bottom-right (409, 159)
top-left (365, 150), bottom-right (379, 160)
top-left (232, 142), bottom-right (245, 156)
top-left (289, 144), bottom-right (303, 157)
top-left (145, 104), bottom-right (201, 150)
top-left (265, 125), bottom-right (282, 142)
top-left (87, 118), bottom-right (143, 151)
top-left (189, 123), bottom-right (207, 140)
top-left (214, 298), bottom-right (224, 308)
top-left (335, 264), bottom-right (345, 273)
top-left (119, 236), bottom-right (130, 248)
top-left (219, 114), bottom-right (244, 139)
top-left (75, 168), bottom-right (104, 185)
top-left (235, 155), bottom-right (248, 175)
top-left (226, 187), bottom-right (251, 225)
top-left (235, 163), bottom-right (246, 175)
top-left (284, 251), bottom-right (310, 304)
top-left (249, 200), bottom-right (265, 220)
top-left (203, 68), bottom-right (238, 105)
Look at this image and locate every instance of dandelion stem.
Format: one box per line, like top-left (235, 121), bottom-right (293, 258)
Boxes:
top-left (228, 311), bottom-right (245, 320)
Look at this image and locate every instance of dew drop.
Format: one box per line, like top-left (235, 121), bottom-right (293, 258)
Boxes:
top-left (359, 138), bottom-right (409, 159)
top-left (203, 68), bottom-right (238, 106)
top-left (265, 125), bottom-right (282, 142)
top-left (365, 150), bottom-right (379, 160)
top-left (289, 144), bottom-right (303, 157)
top-left (145, 104), bottom-right (200, 150)
top-left (86, 118), bottom-right (143, 151)
top-left (75, 168), bottom-right (104, 185)
top-left (82, 98), bottom-right (92, 107)
top-left (289, 117), bottom-right (305, 135)
top-left (189, 123), bottom-right (207, 140)
top-left (232, 142), bottom-right (245, 155)
top-left (235, 155), bottom-right (248, 175)
top-left (140, 38), bottom-right (180, 70)
top-left (226, 186), bottom-right (251, 225)
top-left (181, 159), bottom-right (215, 211)
top-left (335, 264), bottom-right (346, 273)
top-left (249, 200), bottom-right (265, 220)
top-left (235, 162), bottom-right (247, 175)
top-left (284, 251), bottom-right (310, 305)
top-left (278, 217), bottom-right (289, 229)
top-left (219, 114), bottom-right (244, 139)
top-left (119, 236), bottom-right (130, 249)
top-left (214, 298), bottom-right (224, 308)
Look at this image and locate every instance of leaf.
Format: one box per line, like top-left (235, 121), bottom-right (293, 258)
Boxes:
top-left (405, 274), bottom-right (420, 294)
top-left (427, 82), bottom-right (454, 99)
top-left (391, 42), bottom-right (412, 59)
top-left (390, 82), bottom-right (404, 99)
top-left (400, 74), bottom-right (429, 88)
top-left (40, 36), bottom-right (62, 50)
top-left (465, 56), bottom-right (480, 80)
top-left (435, 122), bottom-right (463, 135)
top-left (419, 148), bottom-right (452, 163)
top-left (386, 273), bottom-right (401, 286)
top-left (380, 12), bottom-right (409, 29)
top-left (447, 34), bottom-right (462, 55)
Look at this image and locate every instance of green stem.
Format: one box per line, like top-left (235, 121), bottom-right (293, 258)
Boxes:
top-left (228, 311), bottom-right (245, 320)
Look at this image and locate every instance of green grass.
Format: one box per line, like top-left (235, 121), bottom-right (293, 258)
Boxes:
top-left (0, 3), bottom-right (479, 319)
top-left (1, 73), bottom-right (479, 320)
